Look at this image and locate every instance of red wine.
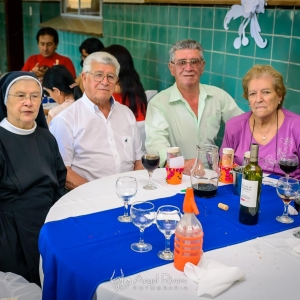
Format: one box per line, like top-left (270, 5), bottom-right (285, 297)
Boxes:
top-left (192, 183), bottom-right (217, 198)
top-left (142, 156), bottom-right (160, 172)
top-left (279, 162), bottom-right (298, 174)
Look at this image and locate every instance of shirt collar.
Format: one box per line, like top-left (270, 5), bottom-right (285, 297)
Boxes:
top-left (169, 83), bottom-right (211, 103)
top-left (82, 93), bottom-right (115, 113)
top-left (0, 118), bottom-right (37, 135)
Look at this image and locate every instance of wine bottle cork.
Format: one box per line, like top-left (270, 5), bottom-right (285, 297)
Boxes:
top-left (218, 203), bottom-right (229, 211)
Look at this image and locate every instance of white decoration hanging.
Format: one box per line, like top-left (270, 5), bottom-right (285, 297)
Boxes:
top-left (224, 0), bottom-right (268, 49)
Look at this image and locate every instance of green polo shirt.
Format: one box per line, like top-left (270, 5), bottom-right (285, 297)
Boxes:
top-left (145, 83), bottom-right (243, 167)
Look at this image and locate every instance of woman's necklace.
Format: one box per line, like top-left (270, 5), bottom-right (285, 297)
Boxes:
top-left (253, 114), bottom-right (277, 140)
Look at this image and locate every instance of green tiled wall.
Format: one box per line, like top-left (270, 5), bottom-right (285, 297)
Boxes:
top-left (3, 3), bottom-right (300, 145)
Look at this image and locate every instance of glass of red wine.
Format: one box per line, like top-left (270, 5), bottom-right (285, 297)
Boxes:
top-left (279, 154), bottom-right (299, 180)
top-left (142, 151), bottom-right (160, 190)
top-left (276, 177), bottom-right (299, 224)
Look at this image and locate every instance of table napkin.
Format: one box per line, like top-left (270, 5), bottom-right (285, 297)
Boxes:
top-left (184, 256), bottom-right (245, 298)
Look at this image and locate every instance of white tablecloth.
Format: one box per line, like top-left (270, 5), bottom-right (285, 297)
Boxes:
top-left (41, 169), bottom-right (300, 300)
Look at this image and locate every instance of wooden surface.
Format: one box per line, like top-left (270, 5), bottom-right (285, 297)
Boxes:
top-left (103, 0), bottom-right (300, 6)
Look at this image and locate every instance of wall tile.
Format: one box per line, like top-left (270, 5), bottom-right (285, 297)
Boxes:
top-left (284, 89), bottom-right (300, 114)
top-left (213, 31), bottom-right (226, 52)
top-left (149, 5), bottom-right (159, 25)
top-left (258, 8), bottom-right (275, 35)
top-left (211, 52), bottom-right (225, 74)
top-left (214, 8), bottom-right (227, 31)
top-left (178, 6), bottom-right (190, 28)
top-left (201, 7), bottom-right (214, 29)
top-left (272, 36), bottom-right (290, 62)
top-left (274, 9), bottom-right (293, 36)
top-left (238, 56), bottom-right (254, 78)
top-left (290, 38), bottom-right (300, 64)
top-left (224, 54), bottom-right (239, 78)
top-left (189, 28), bottom-right (201, 42)
top-left (168, 6), bottom-right (178, 27)
top-left (190, 7), bottom-right (201, 29)
top-left (293, 10), bottom-right (300, 37)
top-left (271, 61), bottom-right (288, 84)
top-left (201, 29), bottom-right (213, 51)
top-left (287, 64), bottom-right (300, 90)
top-left (158, 5), bottom-right (169, 26)
top-left (178, 27), bottom-right (189, 41)
top-left (223, 76), bottom-right (237, 98)
top-left (255, 36), bottom-right (272, 59)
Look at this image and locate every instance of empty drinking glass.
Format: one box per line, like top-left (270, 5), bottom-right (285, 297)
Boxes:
top-left (130, 201), bottom-right (155, 252)
top-left (156, 205), bottom-right (181, 260)
top-left (116, 176), bottom-right (137, 222)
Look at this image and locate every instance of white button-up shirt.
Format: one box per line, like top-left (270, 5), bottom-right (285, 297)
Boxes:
top-left (49, 94), bottom-right (143, 181)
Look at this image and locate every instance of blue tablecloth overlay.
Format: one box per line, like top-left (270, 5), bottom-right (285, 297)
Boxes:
top-left (39, 184), bottom-right (300, 300)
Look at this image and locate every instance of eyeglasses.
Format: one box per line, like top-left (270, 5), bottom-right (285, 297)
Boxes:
top-left (170, 59), bottom-right (204, 69)
top-left (8, 93), bottom-right (41, 104)
top-left (86, 71), bottom-right (118, 84)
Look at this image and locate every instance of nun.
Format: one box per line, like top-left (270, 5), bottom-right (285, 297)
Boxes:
top-left (0, 71), bottom-right (66, 285)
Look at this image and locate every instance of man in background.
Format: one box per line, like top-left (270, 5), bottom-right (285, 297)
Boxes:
top-left (50, 52), bottom-right (143, 190)
top-left (145, 39), bottom-right (243, 174)
top-left (22, 27), bottom-right (76, 79)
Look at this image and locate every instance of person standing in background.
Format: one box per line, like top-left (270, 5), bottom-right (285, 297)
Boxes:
top-left (22, 27), bottom-right (76, 79)
top-left (76, 37), bottom-right (105, 92)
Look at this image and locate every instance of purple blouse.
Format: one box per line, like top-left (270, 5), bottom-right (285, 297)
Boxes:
top-left (220, 109), bottom-right (300, 179)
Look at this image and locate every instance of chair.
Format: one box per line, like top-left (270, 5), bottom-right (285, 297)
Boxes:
top-left (145, 90), bottom-right (158, 102)
top-left (0, 272), bottom-right (42, 300)
top-left (137, 121), bottom-right (146, 150)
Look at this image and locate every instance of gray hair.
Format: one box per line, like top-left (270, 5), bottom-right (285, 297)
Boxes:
top-left (169, 39), bottom-right (204, 62)
top-left (82, 51), bottom-right (120, 76)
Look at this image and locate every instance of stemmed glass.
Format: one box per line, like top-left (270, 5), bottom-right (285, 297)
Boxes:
top-left (116, 176), bottom-right (137, 223)
top-left (276, 177), bottom-right (299, 224)
top-left (293, 192), bottom-right (300, 238)
top-left (130, 201), bottom-right (155, 252)
top-left (156, 205), bottom-right (181, 260)
top-left (279, 154), bottom-right (299, 180)
top-left (142, 151), bottom-right (160, 190)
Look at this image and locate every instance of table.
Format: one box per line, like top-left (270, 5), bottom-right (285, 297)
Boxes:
top-left (41, 169), bottom-right (300, 300)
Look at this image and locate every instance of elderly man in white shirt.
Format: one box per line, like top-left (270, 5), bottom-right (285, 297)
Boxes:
top-left (50, 52), bottom-right (144, 190)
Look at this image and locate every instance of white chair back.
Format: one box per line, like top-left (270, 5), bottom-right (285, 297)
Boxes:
top-left (145, 90), bottom-right (158, 102)
top-left (0, 272), bottom-right (42, 300)
top-left (137, 121), bottom-right (146, 151)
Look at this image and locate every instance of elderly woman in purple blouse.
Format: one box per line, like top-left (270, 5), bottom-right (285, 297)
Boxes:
top-left (220, 65), bottom-right (300, 179)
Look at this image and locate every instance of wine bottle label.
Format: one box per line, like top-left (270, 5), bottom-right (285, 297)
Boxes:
top-left (240, 179), bottom-right (258, 208)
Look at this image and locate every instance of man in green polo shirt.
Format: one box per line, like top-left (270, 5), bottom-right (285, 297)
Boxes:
top-left (145, 39), bottom-right (243, 174)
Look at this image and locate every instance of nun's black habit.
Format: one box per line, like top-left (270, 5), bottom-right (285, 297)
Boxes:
top-left (0, 72), bottom-right (67, 285)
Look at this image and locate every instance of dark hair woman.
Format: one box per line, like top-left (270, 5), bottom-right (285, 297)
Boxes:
top-left (43, 65), bottom-right (82, 125)
top-left (102, 44), bottom-right (147, 121)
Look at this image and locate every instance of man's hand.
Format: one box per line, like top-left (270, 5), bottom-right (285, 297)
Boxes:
top-left (65, 166), bottom-right (88, 190)
top-left (184, 158), bottom-right (196, 175)
top-left (134, 160), bottom-right (144, 171)
top-left (31, 63), bottom-right (48, 78)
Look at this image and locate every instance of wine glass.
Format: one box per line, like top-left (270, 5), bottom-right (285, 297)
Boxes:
top-left (156, 205), bottom-right (181, 260)
top-left (130, 201), bottom-right (155, 252)
top-left (115, 176), bottom-right (137, 223)
top-left (293, 191), bottom-right (300, 238)
top-left (279, 154), bottom-right (299, 180)
top-left (276, 177), bottom-right (299, 224)
top-left (142, 151), bottom-right (160, 190)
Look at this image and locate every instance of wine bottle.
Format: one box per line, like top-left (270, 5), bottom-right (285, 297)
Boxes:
top-left (239, 144), bottom-right (262, 225)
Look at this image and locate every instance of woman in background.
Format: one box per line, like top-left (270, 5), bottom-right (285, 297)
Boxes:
top-left (76, 37), bottom-right (105, 92)
top-left (220, 65), bottom-right (300, 178)
top-left (43, 65), bottom-right (82, 124)
top-left (0, 71), bottom-right (66, 285)
top-left (102, 44), bottom-right (147, 121)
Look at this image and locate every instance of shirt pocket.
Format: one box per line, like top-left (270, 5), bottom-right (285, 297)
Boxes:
top-left (122, 136), bottom-right (135, 162)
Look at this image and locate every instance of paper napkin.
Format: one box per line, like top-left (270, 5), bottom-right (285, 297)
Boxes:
top-left (184, 256), bottom-right (245, 298)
